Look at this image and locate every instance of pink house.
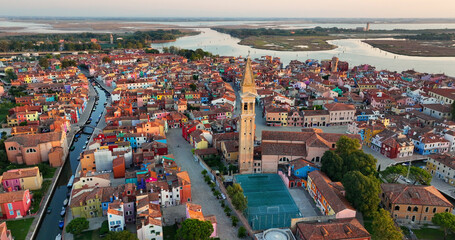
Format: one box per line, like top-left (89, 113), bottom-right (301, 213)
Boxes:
top-left (0, 190), bottom-right (32, 219)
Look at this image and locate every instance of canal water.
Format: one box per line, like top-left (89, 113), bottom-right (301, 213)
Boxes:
top-left (35, 83), bottom-right (107, 240)
top-left (152, 28), bottom-right (455, 77)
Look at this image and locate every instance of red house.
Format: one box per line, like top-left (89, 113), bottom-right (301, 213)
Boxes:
top-left (182, 121), bottom-right (203, 142)
top-left (0, 190), bottom-right (32, 219)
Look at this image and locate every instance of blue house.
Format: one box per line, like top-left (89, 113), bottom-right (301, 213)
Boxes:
top-left (290, 159), bottom-right (318, 179)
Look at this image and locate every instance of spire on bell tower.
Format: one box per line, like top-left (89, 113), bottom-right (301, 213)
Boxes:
top-left (241, 57), bottom-right (256, 95)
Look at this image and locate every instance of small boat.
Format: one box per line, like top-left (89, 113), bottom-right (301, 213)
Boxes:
top-left (58, 220), bottom-right (64, 229)
top-left (75, 133), bottom-right (80, 138)
top-left (85, 140), bottom-right (89, 144)
top-left (55, 234), bottom-right (62, 240)
top-left (82, 145), bottom-right (86, 149)
top-left (67, 175), bottom-right (75, 188)
top-left (87, 120), bottom-right (92, 124)
top-left (60, 207), bottom-right (66, 217)
top-left (63, 198), bottom-right (68, 206)
top-left (74, 138), bottom-right (78, 142)
top-left (47, 207), bottom-right (52, 214)
top-left (77, 156), bottom-right (81, 161)
top-left (70, 146), bottom-right (75, 151)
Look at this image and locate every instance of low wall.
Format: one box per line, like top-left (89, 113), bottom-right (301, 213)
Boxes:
top-left (195, 153), bottom-right (257, 239)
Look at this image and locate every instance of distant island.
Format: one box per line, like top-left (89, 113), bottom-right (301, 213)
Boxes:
top-left (213, 27), bottom-right (455, 56)
top-left (0, 29), bottom-right (197, 53)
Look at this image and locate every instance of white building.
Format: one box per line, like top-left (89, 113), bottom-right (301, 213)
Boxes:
top-left (108, 201), bottom-right (125, 232)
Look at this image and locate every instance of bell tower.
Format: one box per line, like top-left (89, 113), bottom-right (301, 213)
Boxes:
top-left (239, 57), bottom-right (257, 174)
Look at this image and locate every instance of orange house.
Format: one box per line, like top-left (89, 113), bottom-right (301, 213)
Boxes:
top-left (177, 171), bottom-right (192, 204)
top-left (81, 149), bottom-right (96, 173)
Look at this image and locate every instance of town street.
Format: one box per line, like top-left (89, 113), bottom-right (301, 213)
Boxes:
top-left (165, 129), bottom-right (240, 240)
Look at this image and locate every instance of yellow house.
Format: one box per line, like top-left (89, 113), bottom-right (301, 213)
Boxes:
top-left (363, 124), bottom-right (385, 147)
top-left (280, 112), bottom-right (288, 126)
top-left (221, 140), bottom-right (238, 163)
top-left (26, 111), bottom-right (39, 122)
top-left (1, 166), bottom-right (43, 191)
top-left (70, 187), bottom-right (103, 218)
top-left (7, 117), bottom-right (18, 127)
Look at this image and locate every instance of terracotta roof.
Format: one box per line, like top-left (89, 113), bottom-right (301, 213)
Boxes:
top-left (2, 166), bottom-right (40, 180)
top-left (296, 218), bottom-right (370, 240)
top-left (325, 103), bottom-right (355, 111)
top-left (262, 142), bottom-right (306, 156)
top-left (381, 183), bottom-right (453, 207)
top-left (0, 190), bottom-right (28, 204)
top-left (177, 171), bottom-right (191, 184)
top-left (5, 131), bottom-right (62, 147)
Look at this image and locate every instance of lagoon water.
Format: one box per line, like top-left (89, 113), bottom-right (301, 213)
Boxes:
top-left (153, 28), bottom-right (455, 76)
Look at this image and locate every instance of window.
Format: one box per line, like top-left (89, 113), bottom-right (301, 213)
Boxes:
top-left (116, 220), bottom-right (121, 224)
top-left (433, 208), bottom-right (437, 213)
top-left (156, 232), bottom-right (160, 235)
top-left (26, 148), bottom-right (37, 153)
top-left (394, 206), bottom-right (400, 211)
top-left (9, 211), bottom-right (14, 216)
top-left (7, 146), bottom-right (17, 151)
top-left (407, 206), bottom-right (411, 212)
top-left (7, 203), bottom-right (13, 210)
top-left (413, 207), bottom-right (418, 212)
top-left (425, 207), bottom-right (429, 213)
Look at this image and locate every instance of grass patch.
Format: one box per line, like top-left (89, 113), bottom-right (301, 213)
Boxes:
top-left (400, 226), bottom-right (411, 236)
top-left (74, 229), bottom-right (103, 240)
top-left (0, 101), bottom-right (17, 123)
top-left (239, 35), bottom-right (337, 51)
top-left (30, 179), bottom-right (52, 214)
top-left (413, 227), bottom-right (455, 240)
top-left (5, 218), bottom-right (34, 240)
top-left (164, 224), bottom-right (178, 240)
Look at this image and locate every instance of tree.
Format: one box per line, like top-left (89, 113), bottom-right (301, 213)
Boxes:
top-left (104, 230), bottom-right (138, 240)
top-left (342, 171), bottom-right (380, 217)
top-left (190, 83), bottom-right (197, 91)
top-left (432, 212), bottom-right (455, 239)
top-left (409, 166), bottom-right (432, 185)
top-left (176, 218), bottom-right (213, 240)
top-left (4, 69), bottom-right (17, 83)
top-left (227, 183), bottom-right (248, 212)
top-left (38, 57), bottom-right (49, 69)
top-left (238, 226), bottom-right (247, 238)
top-left (231, 215), bottom-right (239, 227)
top-left (99, 220), bottom-right (109, 236)
top-left (102, 56), bottom-right (112, 63)
top-left (371, 208), bottom-right (404, 240)
top-left (343, 151), bottom-right (377, 177)
top-left (335, 136), bottom-right (361, 156)
top-left (381, 165), bottom-right (407, 183)
top-left (19, 121), bottom-right (27, 126)
top-left (65, 217), bottom-right (89, 235)
top-left (321, 150), bottom-right (344, 181)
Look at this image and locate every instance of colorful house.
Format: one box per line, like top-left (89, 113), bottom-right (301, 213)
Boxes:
top-left (1, 166), bottom-right (43, 192)
top-left (307, 171), bottom-right (356, 219)
top-left (0, 190), bottom-right (32, 219)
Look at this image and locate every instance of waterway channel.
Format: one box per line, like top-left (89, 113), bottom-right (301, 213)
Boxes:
top-left (35, 82), bottom-right (108, 240)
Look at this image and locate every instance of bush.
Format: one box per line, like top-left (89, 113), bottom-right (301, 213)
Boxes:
top-left (214, 190), bottom-right (221, 198)
top-left (204, 175), bottom-right (211, 183)
top-left (99, 220), bottom-right (109, 236)
top-left (231, 216), bottom-right (239, 227)
top-left (238, 226), bottom-right (247, 238)
top-left (201, 170), bottom-right (207, 175)
top-left (224, 206), bottom-right (232, 216)
top-left (209, 182), bottom-right (216, 188)
top-left (66, 217), bottom-right (89, 235)
top-left (220, 200), bottom-right (225, 207)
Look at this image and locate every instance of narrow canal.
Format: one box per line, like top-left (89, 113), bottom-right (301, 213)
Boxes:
top-left (35, 81), bottom-right (108, 240)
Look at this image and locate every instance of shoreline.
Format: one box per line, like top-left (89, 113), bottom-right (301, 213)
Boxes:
top-left (362, 39), bottom-right (455, 57)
